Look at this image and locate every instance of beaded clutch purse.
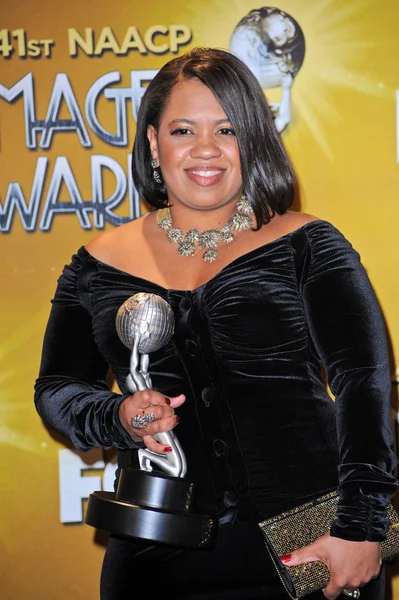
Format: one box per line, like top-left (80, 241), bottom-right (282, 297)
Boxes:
top-left (258, 491), bottom-right (399, 599)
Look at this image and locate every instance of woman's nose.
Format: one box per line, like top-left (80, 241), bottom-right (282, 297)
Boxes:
top-left (190, 135), bottom-right (222, 159)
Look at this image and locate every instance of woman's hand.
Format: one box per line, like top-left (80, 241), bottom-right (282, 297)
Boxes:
top-left (119, 390), bottom-right (186, 453)
top-left (280, 533), bottom-right (382, 599)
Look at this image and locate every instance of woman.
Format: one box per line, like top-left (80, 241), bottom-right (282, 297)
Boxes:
top-left (34, 48), bottom-right (397, 599)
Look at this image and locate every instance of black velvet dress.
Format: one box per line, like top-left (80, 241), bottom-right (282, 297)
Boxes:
top-left (34, 220), bottom-right (398, 599)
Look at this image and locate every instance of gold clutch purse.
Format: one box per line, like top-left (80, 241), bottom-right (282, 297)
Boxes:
top-left (258, 491), bottom-right (399, 599)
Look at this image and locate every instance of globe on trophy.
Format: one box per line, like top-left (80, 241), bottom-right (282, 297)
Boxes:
top-left (85, 292), bottom-right (218, 548)
top-left (229, 6), bottom-right (306, 132)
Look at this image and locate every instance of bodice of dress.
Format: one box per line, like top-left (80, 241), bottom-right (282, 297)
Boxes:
top-left (34, 220), bottom-right (398, 540)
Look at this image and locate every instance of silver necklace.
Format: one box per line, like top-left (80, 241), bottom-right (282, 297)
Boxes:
top-left (156, 196), bottom-right (254, 263)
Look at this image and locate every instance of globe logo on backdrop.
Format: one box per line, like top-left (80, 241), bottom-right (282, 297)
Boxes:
top-left (229, 6), bottom-right (305, 132)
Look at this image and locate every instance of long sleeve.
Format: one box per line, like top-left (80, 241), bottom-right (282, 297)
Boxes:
top-left (301, 223), bottom-right (398, 541)
top-left (34, 249), bottom-right (137, 452)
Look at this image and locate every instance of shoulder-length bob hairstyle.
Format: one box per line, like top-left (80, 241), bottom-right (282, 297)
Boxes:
top-left (131, 47), bottom-right (296, 228)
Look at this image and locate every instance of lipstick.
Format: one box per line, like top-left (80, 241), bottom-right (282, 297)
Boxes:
top-left (184, 167), bottom-right (226, 187)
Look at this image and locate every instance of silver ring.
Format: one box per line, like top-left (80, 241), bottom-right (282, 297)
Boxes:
top-left (131, 413), bottom-right (148, 429)
top-left (343, 589), bottom-right (360, 599)
top-left (131, 412), bottom-right (156, 429)
top-left (145, 412), bottom-right (156, 424)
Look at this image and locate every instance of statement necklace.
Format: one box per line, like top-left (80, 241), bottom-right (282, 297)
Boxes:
top-left (156, 196), bottom-right (254, 263)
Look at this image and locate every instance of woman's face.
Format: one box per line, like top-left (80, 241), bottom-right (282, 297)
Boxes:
top-left (260, 13), bottom-right (294, 47)
top-left (147, 78), bottom-right (243, 213)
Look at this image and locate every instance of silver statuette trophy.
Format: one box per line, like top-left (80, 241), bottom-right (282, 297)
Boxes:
top-left (85, 292), bottom-right (218, 548)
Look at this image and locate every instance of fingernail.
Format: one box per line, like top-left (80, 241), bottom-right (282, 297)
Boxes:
top-left (175, 415), bottom-right (180, 423)
top-left (280, 554), bottom-right (291, 564)
top-left (164, 397), bottom-right (171, 405)
top-left (163, 446), bottom-right (173, 452)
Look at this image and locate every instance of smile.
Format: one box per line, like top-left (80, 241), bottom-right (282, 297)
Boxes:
top-left (184, 168), bottom-right (226, 187)
top-left (189, 170), bottom-right (223, 177)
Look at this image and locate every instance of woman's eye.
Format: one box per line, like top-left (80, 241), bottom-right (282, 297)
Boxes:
top-left (170, 128), bottom-right (192, 135)
top-left (218, 127), bottom-right (235, 135)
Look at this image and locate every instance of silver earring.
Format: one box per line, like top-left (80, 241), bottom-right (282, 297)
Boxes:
top-left (151, 158), bottom-right (163, 185)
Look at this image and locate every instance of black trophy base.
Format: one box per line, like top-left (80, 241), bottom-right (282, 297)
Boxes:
top-left (85, 468), bottom-right (218, 548)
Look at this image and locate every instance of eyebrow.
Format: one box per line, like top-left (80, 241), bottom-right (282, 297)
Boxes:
top-left (168, 118), bottom-right (232, 126)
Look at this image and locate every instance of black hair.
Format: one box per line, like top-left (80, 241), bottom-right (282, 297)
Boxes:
top-left (131, 47), bottom-right (296, 228)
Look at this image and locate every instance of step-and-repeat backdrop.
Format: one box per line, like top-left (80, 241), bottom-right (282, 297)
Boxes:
top-left (1, 1), bottom-right (399, 598)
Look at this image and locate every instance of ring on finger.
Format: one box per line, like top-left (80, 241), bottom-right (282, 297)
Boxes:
top-left (131, 412), bottom-right (147, 429)
top-left (131, 411), bottom-right (155, 429)
top-left (343, 589), bottom-right (360, 599)
top-left (144, 412), bottom-right (156, 424)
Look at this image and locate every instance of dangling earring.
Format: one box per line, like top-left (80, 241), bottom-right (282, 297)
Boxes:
top-left (151, 158), bottom-right (163, 185)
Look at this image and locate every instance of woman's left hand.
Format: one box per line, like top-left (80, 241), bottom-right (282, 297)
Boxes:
top-left (280, 533), bottom-right (382, 599)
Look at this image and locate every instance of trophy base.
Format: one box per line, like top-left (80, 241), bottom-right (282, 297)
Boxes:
top-left (85, 469), bottom-right (218, 548)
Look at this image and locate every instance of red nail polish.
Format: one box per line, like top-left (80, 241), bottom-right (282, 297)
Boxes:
top-left (163, 446), bottom-right (173, 452)
top-left (175, 415), bottom-right (180, 423)
top-left (280, 554), bottom-right (291, 564)
top-left (164, 397), bottom-right (171, 405)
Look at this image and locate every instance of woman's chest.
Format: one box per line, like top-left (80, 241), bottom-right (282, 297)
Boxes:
top-left (85, 247), bottom-right (307, 366)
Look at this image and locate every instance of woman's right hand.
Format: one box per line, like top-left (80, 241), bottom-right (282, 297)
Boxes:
top-left (119, 390), bottom-right (186, 453)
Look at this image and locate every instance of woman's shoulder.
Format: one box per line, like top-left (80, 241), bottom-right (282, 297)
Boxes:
top-left (84, 213), bottom-right (149, 265)
top-left (276, 213), bottom-right (357, 262)
top-left (281, 211), bottom-right (319, 230)
top-left (281, 211), bottom-right (347, 241)
top-left (285, 214), bottom-right (361, 277)
top-left (267, 211), bottom-right (319, 241)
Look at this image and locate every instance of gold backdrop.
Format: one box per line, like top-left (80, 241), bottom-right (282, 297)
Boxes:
top-left (1, 1), bottom-right (399, 598)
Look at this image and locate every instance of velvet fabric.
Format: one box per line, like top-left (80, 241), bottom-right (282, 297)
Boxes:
top-left (100, 524), bottom-right (386, 600)
top-left (35, 220), bottom-right (398, 545)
